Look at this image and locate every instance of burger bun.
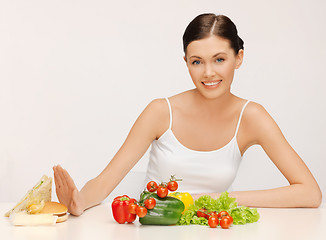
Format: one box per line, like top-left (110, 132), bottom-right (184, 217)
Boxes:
top-left (40, 202), bottom-right (68, 223)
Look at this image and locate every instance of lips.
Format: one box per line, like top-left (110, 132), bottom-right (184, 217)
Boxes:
top-left (201, 80), bottom-right (222, 88)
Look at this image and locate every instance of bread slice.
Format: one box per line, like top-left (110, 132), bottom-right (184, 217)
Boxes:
top-left (4, 175), bottom-right (52, 217)
top-left (9, 212), bottom-right (57, 226)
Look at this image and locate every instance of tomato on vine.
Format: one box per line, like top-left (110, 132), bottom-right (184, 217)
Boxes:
top-left (220, 215), bottom-right (233, 229)
top-left (136, 206), bottom-right (147, 218)
top-left (146, 181), bottom-right (158, 192)
top-left (157, 186), bottom-right (169, 198)
top-left (196, 208), bottom-right (208, 219)
top-left (208, 211), bottom-right (218, 219)
top-left (167, 181), bottom-right (178, 191)
top-left (167, 175), bottom-right (182, 192)
top-left (208, 216), bottom-right (219, 228)
top-left (128, 203), bottom-right (138, 214)
top-left (217, 210), bottom-right (229, 219)
top-left (144, 198), bottom-right (156, 209)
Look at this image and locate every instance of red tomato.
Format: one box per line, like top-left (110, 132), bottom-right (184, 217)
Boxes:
top-left (208, 211), bottom-right (218, 219)
top-left (223, 215), bottom-right (233, 225)
top-left (136, 206), bottom-right (148, 218)
top-left (146, 181), bottom-right (158, 192)
top-left (157, 186), bottom-right (169, 198)
top-left (220, 216), bottom-right (233, 229)
top-left (208, 216), bottom-right (219, 228)
top-left (217, 210), bottom-right (229, 219)
top-left (197, 208), bottom-right (208, 219)
top-left (167, 181), bottom-right (178, 191)
top-left (128, 203), bottom-right (138, 214)
top-left (144, 198), bottom-right (156, 210)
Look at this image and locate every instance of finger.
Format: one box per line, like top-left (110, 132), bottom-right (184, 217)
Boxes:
top-left (56, 165), bottom-right (68, 189)
top-left (62, 168), bottom-right (77, 190)
top-left (71, 189), bottom-right (83, 216)
top-left (53, 166), bottom-right (66, 203)
top-left (72, 189), bottom-right (78, 203)
top-left (53, 165), bottom-right (64, 189)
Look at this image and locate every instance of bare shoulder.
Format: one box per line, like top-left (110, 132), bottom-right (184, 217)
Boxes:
top-left (242, 101), bottom-right (276, 127)
top-left (145, 98), bottom-right (169, 117)
top-left (241, 101), bottom-right (281, 145)
top-left (243, 101), bottom-right (270, 119)
top-left (143, 98), bottom-right (170, 139)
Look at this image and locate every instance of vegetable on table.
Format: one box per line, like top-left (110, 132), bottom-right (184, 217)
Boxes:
top-left (167, 181), bottom-right (178, 191)
top-left (136, 206), bottom-right (147, 218)
top-left (111, 195), bottom-right (137, 224)
top-left (157, 185), bottom-right (169, 198)
top-left (208, 211), bottom-right (218, 219)
top-left (196, 208), bottom-right (208, 219)
top-left (167, 175), bottom-right (182, 192)
top-left (208, 216), bottom-right (219, 228)
top-left (217, 210), bottom-right (229, 219)
top-left (147, 181), bottom-right (158, 192)
top-left (220, 215), bottom-right (233, 229)
top-left (178, 192), bottom-right (260, 226)
top-left (168, 192), bottom-right (194, 214)
top-left (144, 198), bottom-right (156, 210)
top-left (128, 203), bottom-right (138, 214)
top-left (138, 191), bottom-right (185, 225)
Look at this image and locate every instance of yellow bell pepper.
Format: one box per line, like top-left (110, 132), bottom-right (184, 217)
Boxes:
top-left (168, 192), bottom-right (194, 213)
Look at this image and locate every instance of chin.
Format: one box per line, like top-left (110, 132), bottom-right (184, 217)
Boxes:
top-left (197, 88), bottom-right (228, 100)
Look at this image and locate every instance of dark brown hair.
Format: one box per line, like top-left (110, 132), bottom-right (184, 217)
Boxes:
top-left (183, 13), bottom-right (244, 55)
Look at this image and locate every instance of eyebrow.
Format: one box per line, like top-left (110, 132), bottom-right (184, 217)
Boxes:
top-left (189, 52), bottom-right (227, 59)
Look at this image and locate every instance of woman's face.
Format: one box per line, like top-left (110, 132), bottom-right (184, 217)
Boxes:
top-left (185, 35), bottom-right (243, 100)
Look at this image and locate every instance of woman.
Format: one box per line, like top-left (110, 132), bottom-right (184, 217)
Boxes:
top-left (53, 13), bottom-right (322, 216)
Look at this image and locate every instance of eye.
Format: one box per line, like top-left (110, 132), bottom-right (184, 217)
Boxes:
top-left (216, 58), bottom-right (225, 63)
top-left (191, 60), bottom-right (201, 65)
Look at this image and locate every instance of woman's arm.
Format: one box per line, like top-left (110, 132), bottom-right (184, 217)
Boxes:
top-left (230, 103), bottom-right (322, 208)
top-left (193, 103), bottom-right (322, 208)
top-left (53, 99), bottom-right (169, 215)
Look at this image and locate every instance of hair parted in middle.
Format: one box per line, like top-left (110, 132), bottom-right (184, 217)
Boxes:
top-left (182, 13), bottom-right (244, 55)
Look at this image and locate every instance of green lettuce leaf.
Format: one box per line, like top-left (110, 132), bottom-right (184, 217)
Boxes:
top-left (230, 206), bottom-right (260, 224)
top-left (178, 191), bottom-right (260, 226)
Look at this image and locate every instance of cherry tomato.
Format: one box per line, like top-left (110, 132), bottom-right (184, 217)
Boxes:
top-left (136, 206), bottom-right (147, 218)
top-left (196, 208), bottom-right (208, 219)
top-left (208, 211), bottom-right (218, 219)
top-left (157, 186), bottom-right (169, 198)
top-left (223, 215), bottom-right (233, 225)
top-left (144, 198), bottom-right (156, 210)
top-left (208, 216), bottom-right (219, 228)
top-left (217, 210), bottom-right (229, 219)
top-left (128, 203), bottom-right (138, 214)
top-left (146, 181), bottom-right (158, 192)
top-left (220, 216), bottom-right (233, 229)
top-left (167, 181), bottom-right (178, 191)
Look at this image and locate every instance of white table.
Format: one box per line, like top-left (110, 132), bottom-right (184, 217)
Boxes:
top-left (1, 202), bottom-right (325, 240)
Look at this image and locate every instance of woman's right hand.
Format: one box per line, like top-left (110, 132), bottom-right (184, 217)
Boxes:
top-left (53, 165), bottom-right (85, 216)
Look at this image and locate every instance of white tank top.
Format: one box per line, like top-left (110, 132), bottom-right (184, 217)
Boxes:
top-left (144, 98), bottom-right (250, 194)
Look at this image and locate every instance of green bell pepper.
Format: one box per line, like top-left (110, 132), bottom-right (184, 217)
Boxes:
top-left (139, 191), bottom-right (185, 225)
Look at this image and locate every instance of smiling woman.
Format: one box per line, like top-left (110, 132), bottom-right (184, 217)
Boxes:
top-left (183, 14), bottom-right (244, 100)
top-left (185, 36), bottom-right (243, 99)
top-left (53, 13), bottom-right (322, 216)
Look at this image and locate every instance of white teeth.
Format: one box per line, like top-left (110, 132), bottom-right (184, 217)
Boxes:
top-left (203, 81), bottom-right (221, 86)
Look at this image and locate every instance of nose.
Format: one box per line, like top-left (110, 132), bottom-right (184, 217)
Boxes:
top-left (203, 63), bottom-right (216, 78)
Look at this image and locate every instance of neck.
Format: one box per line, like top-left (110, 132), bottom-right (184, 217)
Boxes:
top-left (191, 89), bottom-right (235, 114)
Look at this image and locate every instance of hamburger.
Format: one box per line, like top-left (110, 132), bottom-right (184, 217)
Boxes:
top-left (40, 201), bottom-right (68, 223)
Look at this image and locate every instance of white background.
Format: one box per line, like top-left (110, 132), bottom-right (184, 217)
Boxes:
top-left (1, 0), bottom-right (325, 202)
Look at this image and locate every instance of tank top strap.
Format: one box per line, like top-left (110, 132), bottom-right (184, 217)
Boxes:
top-left (234, 100), bottom-right (250, 137)
top-left (165, 97), bottom-right (172, 130)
